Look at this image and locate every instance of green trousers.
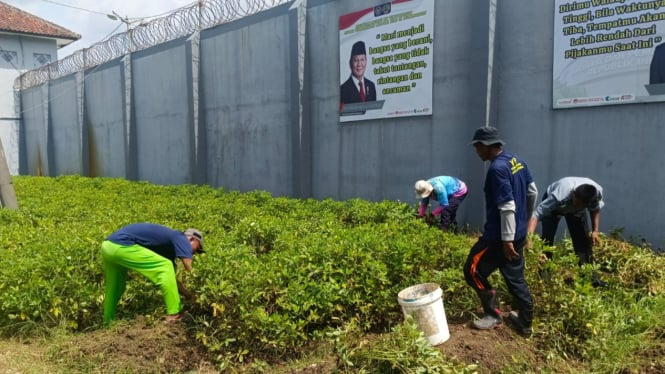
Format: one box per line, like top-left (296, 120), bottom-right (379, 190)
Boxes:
top-left (101, 240), bottom-right (181, 324)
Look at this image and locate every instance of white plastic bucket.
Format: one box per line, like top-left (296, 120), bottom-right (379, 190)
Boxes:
top-left (397, 283), bottom-right (450, 345)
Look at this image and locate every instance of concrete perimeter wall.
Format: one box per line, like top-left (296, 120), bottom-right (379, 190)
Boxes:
top-left (491, 1), bottom-right (665, 247)
top-left (17, 0), bottom-right (665, 248)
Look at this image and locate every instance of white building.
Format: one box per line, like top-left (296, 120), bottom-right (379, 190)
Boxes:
top-left (0, 1), bottom-right (79, 175)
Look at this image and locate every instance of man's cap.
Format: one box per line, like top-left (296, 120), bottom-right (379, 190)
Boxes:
top-left (351, 41), bottom-right (366, 57)
top-left (414, 180), bottom-right (434, 198)
top-left (184, 228), bottom-right (204, 253)
top-left (470, 126), bottom-right (505, 146)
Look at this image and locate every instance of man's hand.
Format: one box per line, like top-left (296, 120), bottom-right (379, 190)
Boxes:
top-left (502, 241), bottom-right (519, 261)
top-left (538, 253), bottom-right (549, 264)
top-left (590, 231), bottom-right (600, 245)
top-left (180, 287), bottom-right (197, 305)
top-left (181, 288), bottom-right (193, 299)
top-left (177, 280), bottom-right (193, 300)
top-left (525, 218), bottom-right (539, 250)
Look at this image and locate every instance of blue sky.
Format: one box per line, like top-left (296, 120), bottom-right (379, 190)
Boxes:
top-left (4, 0), bottom-right (197, 59)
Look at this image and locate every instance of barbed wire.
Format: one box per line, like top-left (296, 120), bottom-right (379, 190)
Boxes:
top-left (14, 0), bottom-right (290, 90)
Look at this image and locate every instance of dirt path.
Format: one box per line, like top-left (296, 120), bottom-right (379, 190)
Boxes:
top-left (0, 317), bottom-right (546, 374)
top-left (439, 320), bottom-right (545, 373)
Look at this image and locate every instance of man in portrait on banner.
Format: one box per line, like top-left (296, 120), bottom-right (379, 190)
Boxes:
top-left (340, 41), bottom-right (377, 105)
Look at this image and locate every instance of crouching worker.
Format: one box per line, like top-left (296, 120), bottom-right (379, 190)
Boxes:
top-left (414, 176), bottom-right (468, 232)
top-left (101, 223), bottom-right (204, 325)
top-left (527, 176), bottom-right (607, 287)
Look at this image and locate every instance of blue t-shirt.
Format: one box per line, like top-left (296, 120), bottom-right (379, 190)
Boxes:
top-left (106, 223), bottom-right (193, 262)
top-left (482, 152), bottom-right (533, 242)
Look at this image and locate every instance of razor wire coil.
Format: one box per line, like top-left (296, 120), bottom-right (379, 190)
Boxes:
top-left (14, 0), bottom-right (290, 90)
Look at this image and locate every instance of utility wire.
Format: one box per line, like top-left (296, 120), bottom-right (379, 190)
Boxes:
top-left (40, 0), bottom-right (198, 21)
top-left (40, 0), bottom-right (110, 16)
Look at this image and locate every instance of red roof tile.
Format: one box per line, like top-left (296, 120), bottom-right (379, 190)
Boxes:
top-left (0, 1), bottom-right (80, 47)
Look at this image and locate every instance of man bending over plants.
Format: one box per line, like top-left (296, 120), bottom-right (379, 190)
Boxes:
top-left (101, 223), bottom-right (204, 325)
top-left (465, 127), bottom-right (538, 337)
top-left (526, 176), bottom-right (608, 288)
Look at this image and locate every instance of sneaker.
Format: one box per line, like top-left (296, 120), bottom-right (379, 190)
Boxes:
top-left (508, 311), bottom-right (532, 337)
top-left (472, 314), bottom-right (502, 330)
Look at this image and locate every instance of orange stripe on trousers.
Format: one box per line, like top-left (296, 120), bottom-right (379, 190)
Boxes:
top-left (470, 246), bottom-right (488, 290)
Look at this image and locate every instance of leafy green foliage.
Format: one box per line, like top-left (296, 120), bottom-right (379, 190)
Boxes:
top-left (1, 176), bottom-right (664, 373)
top-left (520, 236), bottom-right (665, 372)
top-left (328, 318), bottom-right (476, 373)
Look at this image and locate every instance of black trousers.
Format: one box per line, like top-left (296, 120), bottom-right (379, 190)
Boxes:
top-left (541, 210), bottom-right (593, 265)
top-left (438, 192), bottom-right (467, 231)
top-left (463, 237), bottom-right (533, 318)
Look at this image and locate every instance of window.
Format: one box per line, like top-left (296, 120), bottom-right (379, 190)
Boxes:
top-left (33, 53), bottom-right (51, 67)
top-left (0, 49), bottom-right (18, 67)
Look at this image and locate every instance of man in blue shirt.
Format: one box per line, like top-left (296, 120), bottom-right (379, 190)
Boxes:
top-left (464, 126), bottom-right (538, 337)
top-left (101, 223), bottom-right (204, 325)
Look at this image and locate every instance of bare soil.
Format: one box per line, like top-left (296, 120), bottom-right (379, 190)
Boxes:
top-left (25, 319), bottom-right (662, 374)
top-left (52, 316), bottom-right (219, 374)
top-left (41, 315), bottom-right (545, 374)
top-left (42, 304), bottom-right (665, 374)
top-left (437, 318), bottom-right (545, 374)
top-left (0, 315), bottom-right (549, 374)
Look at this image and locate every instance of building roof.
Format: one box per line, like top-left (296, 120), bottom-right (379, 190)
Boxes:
top-left (0, 1), bottom-right (81, 48)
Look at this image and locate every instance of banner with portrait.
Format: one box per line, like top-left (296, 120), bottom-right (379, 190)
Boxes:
top-left (554, 0), bottom-right (665, 108)
top-left (339, 0), bottom-right (434, 122)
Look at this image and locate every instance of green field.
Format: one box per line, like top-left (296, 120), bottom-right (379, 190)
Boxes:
top-left (0, 176), bottom-right (663, 373)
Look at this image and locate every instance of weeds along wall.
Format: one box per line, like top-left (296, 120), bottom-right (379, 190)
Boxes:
top-left (15, 0), bottom-right (492, 233)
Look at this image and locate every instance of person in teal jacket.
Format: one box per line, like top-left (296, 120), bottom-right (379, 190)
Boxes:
top-left (415, 176), bottom-right (468, 231)
top-left (101, 223), bottom-right (204, 325)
